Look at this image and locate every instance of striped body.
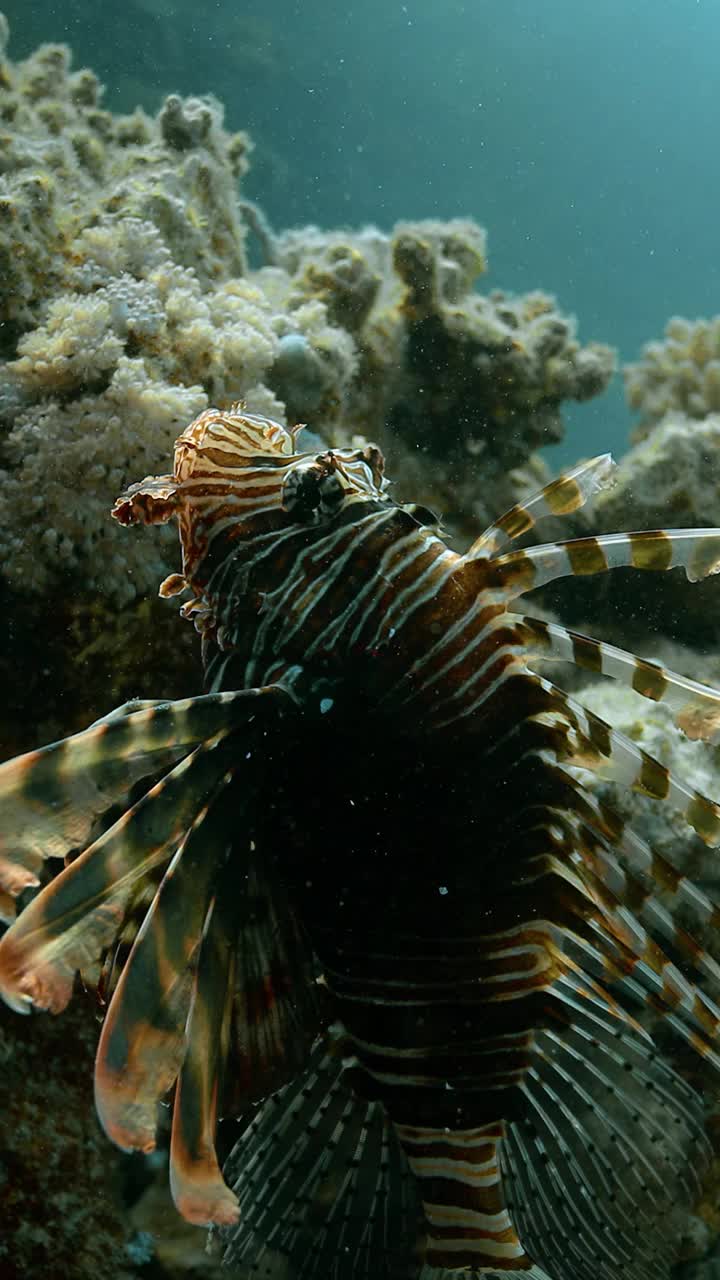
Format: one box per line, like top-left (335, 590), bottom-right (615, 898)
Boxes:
top-left (3, 408), bottom-right (720, 1278)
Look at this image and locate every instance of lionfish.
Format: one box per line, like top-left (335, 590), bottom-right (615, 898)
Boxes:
top-left (2, 408), bottom-right (720, 1280)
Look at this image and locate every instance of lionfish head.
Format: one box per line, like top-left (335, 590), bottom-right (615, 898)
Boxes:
top-left (112, 407), bottom-right (389, 593)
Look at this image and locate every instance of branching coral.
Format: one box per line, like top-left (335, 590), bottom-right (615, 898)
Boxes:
top-left (276, 225), bottom-right (386, 335)
top-left (593, 412), bottom-right (720, 533)
top-left (273, 217), bottom-right (615, 536)
top-left (0, 26), bottom-right (291, 599)
top-left (0, 33), bottom-right (251, 340)
top-left (0, 15), bottom-right (614, 606)
top-left (378, 220), bottom-right (614, 469)
top-left (625, 315), bottom-right (720, 438)
top-left (274, 217), bottom-right (614, 471)
top-left (0, 360), bottom-right (207, 602)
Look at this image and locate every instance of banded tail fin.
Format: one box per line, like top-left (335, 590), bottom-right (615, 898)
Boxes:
top-left (220, 1038), bottom-right (421, 1280)
top-left (0, 686), bottom-right (295, 1014)
top-left (395, 1119), bottom-right (533, 1273)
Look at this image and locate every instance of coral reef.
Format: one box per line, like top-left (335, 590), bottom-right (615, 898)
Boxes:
top-left (0, 21), bottom-right (251, 338)
top-left (0, 14), bottom-right (614, 610)
top-left (6, 0), bottom-right (720, 1276)
top-left (592, 413), bottom-right (720, 533)
top-left (578, 677), bottom-right (720, 891)
top-left (571, 323), bottom-right (720, 647)
top-left (0, 996), bottom-right (136, 1280)
top-left (625, 315), bottom-right (720, 438)
top-left (274, 219), bottom-right (615, 537)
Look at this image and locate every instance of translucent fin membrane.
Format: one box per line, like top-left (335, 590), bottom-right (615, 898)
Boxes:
top-left (0, 686), bottom-right (293, 1013)
top-left (469, 453), bottom-right (616, 558)
top-left (94, 781), bottom-right (239, 1155)
top-left (228, 858), bottom-right (322, 1106)
top-left (542, 805), bottom-right (720, 1009)
top-left (577, 790), bottom-right (720, 975)
top-left (170, 878), bottom-right (241, 1227)
top-left (220, 1038), bottom-right (421, 1280)
top-left (530, 674), bottom-right (720, 846)
top-left (0, 731), bottom-right (239, 1014)
top-left (519, 614), bottom-right (720, 744)
top-left (0, 690), bottom-right (277, 921)
top-left (485, 528), bottom-right (720, 597)
top-left (502, 986), bottom-right (709, 1280)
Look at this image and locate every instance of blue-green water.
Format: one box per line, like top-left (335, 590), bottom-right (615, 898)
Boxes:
top-left (5, 0), bottom-right (720, 461)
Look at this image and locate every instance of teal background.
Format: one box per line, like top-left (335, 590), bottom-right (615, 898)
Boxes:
top-left (5, 0), bottom-right (719, 461)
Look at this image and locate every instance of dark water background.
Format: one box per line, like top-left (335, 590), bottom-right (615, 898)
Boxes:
top-left (5, 0), bottom-right (720, 462)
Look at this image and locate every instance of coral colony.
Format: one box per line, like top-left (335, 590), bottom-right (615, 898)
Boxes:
top-left (0, 15), bottom-right (613, 607)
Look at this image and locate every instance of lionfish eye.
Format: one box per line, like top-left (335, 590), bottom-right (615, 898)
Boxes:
top-left (318, 470), bottom-right (345, 516)
top-left (282, 463), bottom-right (345, 522)
top-left (282, 464), bottom-right (323, 519)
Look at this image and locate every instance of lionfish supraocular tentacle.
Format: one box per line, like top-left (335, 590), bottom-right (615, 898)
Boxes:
top-left (2, 406), bottom-right (720, 1278)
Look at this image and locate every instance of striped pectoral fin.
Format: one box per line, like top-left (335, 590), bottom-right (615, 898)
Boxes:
top-left (578, 791), bottom-right (720, 986)
top-left (0, 729), bottom-right (242, 1015)
top-left (581, 818), bottom-right (720, 986)
top-left (518, 614), bottom-right (720, 744)
top-left (483, 527), bottom-right (720, 599)
top-left (94, 779), bottom-right (241, 1155)
top-left (555, 819), bottom-right (720, 1070)
top-left (0, 689), bottom-right (280, 920)
top-left (169, 887), bottom-right (241, 1228)
top-left (469, 453), bottom-right (615, 558)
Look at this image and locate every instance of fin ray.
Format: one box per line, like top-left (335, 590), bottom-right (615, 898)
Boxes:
top-left (0, 690), bottom-right (279, 917)
top-left (94, 778), bottom-right (240, 1154)
top-left (0, 731), bottom-right (240, 1013)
